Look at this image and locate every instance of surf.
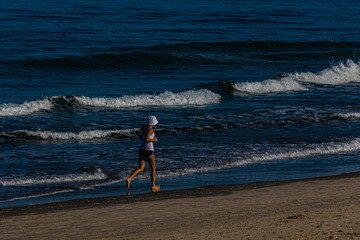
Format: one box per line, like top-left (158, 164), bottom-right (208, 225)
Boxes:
top-left (336, 112), bottom-right (360, 118)
top-left (0, 168), bottom-right (107, 187)
top-left (0, 129), bottom-right (138, 140)
top-left (230, 59), bottom-right (360, 95)
top-left (291, 59), bottom-right (360, 85)
top-left (74, 89), bottom-right (220, 108)
top-left (233, 78), bottom-right (307, 94)
top-left (155, 136), bottom-right (360, 179)
top-left (0, 89), bottom-right (221, 117)
top-left (0, 99), bottom-right (52, 117)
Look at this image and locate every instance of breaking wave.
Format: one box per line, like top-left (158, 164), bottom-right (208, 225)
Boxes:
top-left (231, 59), bottom-right (360, 95)
top-left (74, 89), bottom-right (220, 108)
top-left (0, 168), bottom-right (107, 187)
top-left (291, 59), bottom-right (360, 85)
top-left (0, 99), bottom-right (52, 117)
top-left (0, 89), bottom-right (220, 117)
top-left (0, 129), bottom-right (138, 140)
top-left (233, 78), bottom-right (307, 94)
top-left (336, 112), bottom-right (360, 118)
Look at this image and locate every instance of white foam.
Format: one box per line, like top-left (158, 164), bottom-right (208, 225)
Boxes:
top-left (0, 189), bottom-right (75, 204)
top-left (249, 141), bottom-right (358, 163)
top-left (233, 60), bottom-right (360, 95)
top-left (292, 59), bottom-right (360, 85)
top-left (0, 89), bottom-right (220, 118)
top-left (156, 137), bottom-right (360, 179)
top-left (233, 137), bottom-right (360, 168)
top-left (0, 99), bottom-right (52, 117)
top-left (0, 169), bottom-right (107, 187)
top-left (336, 112), bottom-right (360, 118)
top-left (233, 78), bottom-right (308, 94)
top-left (103, 137), bottom-right (360, 181)
top-left (10, 128), bottom-right (137, 140)
top-left (74, 89), bottom-right (221, 108)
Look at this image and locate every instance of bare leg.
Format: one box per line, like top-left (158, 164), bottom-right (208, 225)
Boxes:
top-left (148, 155), bottom-right (160, 192)
top-left (126, 160), bottom-right (146, 189)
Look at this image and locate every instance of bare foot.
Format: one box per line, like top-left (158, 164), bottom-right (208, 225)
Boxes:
top-left (151, 185), bottom-right (160, 192)
top-left (126, 178), bottom-right (130, 189)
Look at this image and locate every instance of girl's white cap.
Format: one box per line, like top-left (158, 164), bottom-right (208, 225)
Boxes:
top-left (148, 115), bottom-right (158, 126)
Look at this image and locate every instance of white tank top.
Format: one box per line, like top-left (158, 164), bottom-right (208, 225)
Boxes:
top-left (140, 128), bottom-right (155, 151)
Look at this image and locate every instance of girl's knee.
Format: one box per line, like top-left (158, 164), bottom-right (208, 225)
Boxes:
top-left (138, 160), bottom-right (146, 170)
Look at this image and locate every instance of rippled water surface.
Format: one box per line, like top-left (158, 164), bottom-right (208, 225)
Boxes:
top-left (1, 0), bottom-right (360, 207)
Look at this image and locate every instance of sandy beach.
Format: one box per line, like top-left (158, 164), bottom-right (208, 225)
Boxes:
top-left (0, 172), bottom-right (359, 240)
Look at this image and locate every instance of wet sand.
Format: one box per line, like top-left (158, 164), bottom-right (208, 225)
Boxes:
top-left (1, 172), bottom-right (360, 239)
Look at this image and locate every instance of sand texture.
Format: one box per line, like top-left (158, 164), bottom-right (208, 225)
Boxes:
top-left (1, 173), bottom-right (360, 239)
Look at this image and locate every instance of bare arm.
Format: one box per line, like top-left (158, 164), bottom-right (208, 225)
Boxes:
top-left (146, 129), bottom-right (157, 142)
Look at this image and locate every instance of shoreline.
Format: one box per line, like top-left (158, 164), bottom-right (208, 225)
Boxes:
top-left (1, 171), bottom-right (360, 239)
top-left (1, 171), bottom-right (360, 215)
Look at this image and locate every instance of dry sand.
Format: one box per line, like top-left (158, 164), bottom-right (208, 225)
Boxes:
top-left (1, 172), bottom-right (360, 240)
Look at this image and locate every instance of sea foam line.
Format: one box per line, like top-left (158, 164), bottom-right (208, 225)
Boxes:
top-left (0, 189), bottom-right (75, 204)
top-left (4, 137), bottom-right (358, 200)
top-left (156, 137), bottom-right (360, 178)
top-left (0, 169), bottom-right (107, 187)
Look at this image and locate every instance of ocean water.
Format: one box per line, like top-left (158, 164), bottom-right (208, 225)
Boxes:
top-left (1, 0), bottom-right (360, 207)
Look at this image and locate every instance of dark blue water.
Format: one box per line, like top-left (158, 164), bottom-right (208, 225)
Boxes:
top-left (1, 0), bottom-right (360, 207)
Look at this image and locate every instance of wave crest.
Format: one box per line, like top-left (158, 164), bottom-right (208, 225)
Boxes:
top-left (0, 99), bottom-right (52, 117)
top-left (0, 90), bottom-right (220, 117)
top-left (291, 59), bottom-right (360, 85)
top-left (231, 60), bottom-right (360, 95)
top-left (336, 112), bottom-right (360, 118)
top-left (75, 89), bottom-right (220, 108)
top-left (1, 129), bottom-right (138, 140)
top-left (233, 78), bottom-right (307, 94)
